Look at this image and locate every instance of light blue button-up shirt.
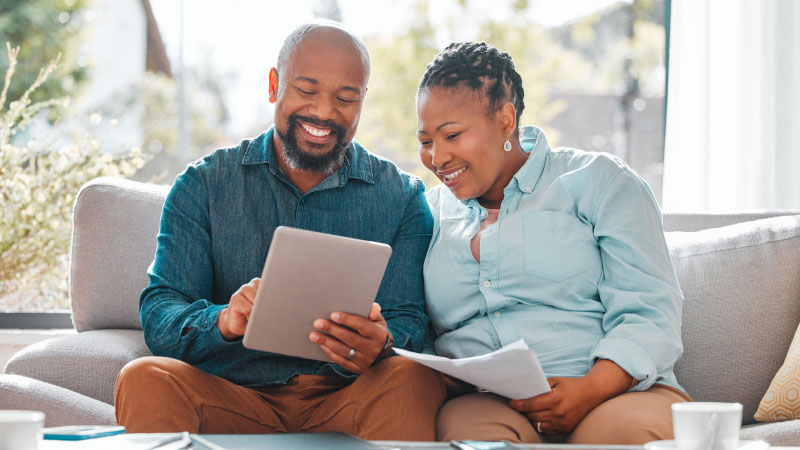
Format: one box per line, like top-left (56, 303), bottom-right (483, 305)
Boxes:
top-left (424, 126), bottom-right (684, 392)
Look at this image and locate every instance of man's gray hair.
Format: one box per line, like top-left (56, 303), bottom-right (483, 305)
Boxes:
top-left (276, 19), bottom-right (370, 81)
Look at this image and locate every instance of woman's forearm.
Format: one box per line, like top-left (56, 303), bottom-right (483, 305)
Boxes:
top-left (582, 359), bottom-right (636, 407)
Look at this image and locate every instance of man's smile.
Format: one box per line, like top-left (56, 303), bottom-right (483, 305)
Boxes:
top-left (294, 117), bottom-right (340, 147)
top-left (300, 121), bottom-right (332, 138)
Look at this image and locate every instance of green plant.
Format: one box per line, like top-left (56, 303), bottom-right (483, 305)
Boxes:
top-left (0, 0), bottom-right (89, 105)
top-left (0, 44), bottom-right (147, 309)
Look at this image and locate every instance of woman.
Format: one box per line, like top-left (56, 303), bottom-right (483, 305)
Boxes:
top-left (417, 42), bottom-right (690, 445)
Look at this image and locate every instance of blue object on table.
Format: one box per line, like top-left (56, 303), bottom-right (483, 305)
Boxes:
top-left (42, 425), bottom-right (125, 440)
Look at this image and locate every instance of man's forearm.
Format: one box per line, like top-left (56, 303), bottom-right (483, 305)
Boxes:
top-left (140, 290), bottom-right (229, 362)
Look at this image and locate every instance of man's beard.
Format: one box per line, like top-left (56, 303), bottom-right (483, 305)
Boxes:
top-left (276, 113), bottom-right (349, 174)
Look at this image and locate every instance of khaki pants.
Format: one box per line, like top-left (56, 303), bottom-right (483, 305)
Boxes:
top-left (437, 383), bottom-right (691, 445)
top-left (114, 355), bottom-right (446, 441)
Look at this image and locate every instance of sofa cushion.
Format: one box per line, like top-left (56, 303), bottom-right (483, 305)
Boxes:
top-left (70, 177), bottom-right (168, 332)
top-left (3, 329), bottom-right (151, 405)
top-left (666, 214), bottom-right (800, 425)
top-left (741, 419), bottom-right (800, 446)
top-left (755, 320), bottom-right (800, 422)
top-left (0, 374), bottom-right (115, 427)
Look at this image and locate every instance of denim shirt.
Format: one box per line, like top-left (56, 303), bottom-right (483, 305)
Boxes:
top-left (140, 127), bottom-right (433, 387)
top-left (424, 126), bottom-right (684, 393)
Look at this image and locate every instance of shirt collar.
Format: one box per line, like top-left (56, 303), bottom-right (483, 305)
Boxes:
top-left (240, 126), bottom-right (375, 184)
top-left (510, 125), bottom-right (550, 193)
top-left (461, 125), bottom-right (551, 208)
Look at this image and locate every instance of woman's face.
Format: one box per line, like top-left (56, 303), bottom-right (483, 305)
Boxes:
top-left (417, 85), bottom-right (510, 202)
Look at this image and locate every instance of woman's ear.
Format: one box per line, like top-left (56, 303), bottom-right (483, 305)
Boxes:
top-left (268, 68), bottom-right (279, 103)
top-left (498, 101), bottom-right (518, 137)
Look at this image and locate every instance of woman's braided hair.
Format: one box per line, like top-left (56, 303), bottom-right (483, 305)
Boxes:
top-left (418, 41), bottom-right (525, 124)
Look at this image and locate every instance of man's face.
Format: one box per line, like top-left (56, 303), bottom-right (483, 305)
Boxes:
top-left (270, 29), bottom-right (368, 173)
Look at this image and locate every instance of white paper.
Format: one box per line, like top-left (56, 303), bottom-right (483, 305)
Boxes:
top-left (393, 338), bottom-right (551, 400)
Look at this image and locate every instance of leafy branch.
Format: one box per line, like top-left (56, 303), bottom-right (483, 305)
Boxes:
top-left (0, 43), bottom-right (148, 306)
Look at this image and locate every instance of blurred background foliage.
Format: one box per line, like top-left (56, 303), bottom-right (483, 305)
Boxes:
top-left (100, 69), bottom-right (229, 183)
top-left (358, 0), bottom-right (664, 184)
top-left (0, 44), bottom-right (147, 308)
top-left (0, 0), bottom-right (90, 105)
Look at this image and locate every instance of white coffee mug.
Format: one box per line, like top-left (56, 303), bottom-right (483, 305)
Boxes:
top-left (0, 410), bottom-right (45, 450)
top-left (672, 402), bottom-right (742, 450)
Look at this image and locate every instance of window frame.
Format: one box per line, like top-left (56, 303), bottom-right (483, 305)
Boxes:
top-left (663, 0), bottom-right (672, 153)
top-left (0, 312), bottom-right (74, 329)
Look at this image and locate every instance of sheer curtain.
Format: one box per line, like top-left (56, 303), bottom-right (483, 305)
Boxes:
top-left (663, 0), bottom-right (800, 211)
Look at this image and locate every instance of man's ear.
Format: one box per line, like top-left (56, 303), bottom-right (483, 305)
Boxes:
top-left (268, 68), bottom-right (279, 103)
top-left (499, 101), bottom-right (518, 137)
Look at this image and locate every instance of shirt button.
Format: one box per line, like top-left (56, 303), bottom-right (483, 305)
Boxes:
top-left (523, 186), bottom-right (532, 192)
top-left (482, 280), bottom-right (491, 288)
top-left (493, 311), bottom-right (502, 318)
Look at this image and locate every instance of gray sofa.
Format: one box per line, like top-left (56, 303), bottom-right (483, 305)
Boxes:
top-left (2, 177), bottom-right (799, 445)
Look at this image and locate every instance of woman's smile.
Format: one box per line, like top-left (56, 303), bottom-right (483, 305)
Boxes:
top-left (438, 165), bottom-right (469, 187)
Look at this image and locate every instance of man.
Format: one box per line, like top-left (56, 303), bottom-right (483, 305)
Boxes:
top-left (114, 21), bottom-right (444, 440)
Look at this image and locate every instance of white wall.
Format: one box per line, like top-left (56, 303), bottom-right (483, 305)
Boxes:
top-left (81, 0), bottom-right (146, 111)
top-left (78, 0), bottom-right (147, 152)
top-left (23, 0), bottom-right (148, 153)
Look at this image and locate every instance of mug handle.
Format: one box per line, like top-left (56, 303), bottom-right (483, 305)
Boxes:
top-left (705, 412), bottom-right (719, 450)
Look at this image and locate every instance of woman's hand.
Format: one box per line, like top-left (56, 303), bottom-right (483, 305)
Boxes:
top-left (508, 376), bottom-right (599, 434)
top-left (508, 359), bottom-right (635, 435)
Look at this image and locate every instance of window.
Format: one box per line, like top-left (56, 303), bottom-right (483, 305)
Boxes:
top-left (0, 0), bottom-right (666, 318)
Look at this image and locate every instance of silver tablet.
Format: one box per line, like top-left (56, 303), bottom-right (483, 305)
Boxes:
top-left (242, 226), bottom-right (392, 363)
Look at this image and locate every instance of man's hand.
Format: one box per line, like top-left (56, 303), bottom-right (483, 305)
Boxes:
top-left (217, 278), bottom-right (259, 341)
top-left (309, 302), bottom-right (393, 374)
top-left (508, 359), bottom-right (634, 434)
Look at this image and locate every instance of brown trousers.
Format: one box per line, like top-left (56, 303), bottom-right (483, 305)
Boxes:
top-left (437, 383), bottom-right (691, 445)
top-left (114, 355), bottom-right (446, 441)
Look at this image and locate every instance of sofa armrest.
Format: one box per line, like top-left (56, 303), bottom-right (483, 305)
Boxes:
top-left (0, 374), bottom-right (115, 427)
top-left (741, 420), bottom-right (800, 446)
top-left (3, 329), bottom-right (151, 405)
top-left (70, 177), bottom-right (169, 332)
top-left (668, 214), bottom-right (800, 424)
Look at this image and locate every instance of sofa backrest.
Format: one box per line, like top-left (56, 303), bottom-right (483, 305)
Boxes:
top-left (666, 215), bottom-right (800, 425)
top-left (663, 211), bottom-right (800, 232)
top-left (70, 177), bottom-right (168, 332)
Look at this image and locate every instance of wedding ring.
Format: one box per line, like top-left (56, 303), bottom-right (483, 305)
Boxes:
top-left (536, 421), bottom-right (542, 433)
top-left (346, 348), bottom-right (356, 360)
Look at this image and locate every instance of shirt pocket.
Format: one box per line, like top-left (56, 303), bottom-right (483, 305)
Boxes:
top-left (523, 211), bottom-right (590, 282)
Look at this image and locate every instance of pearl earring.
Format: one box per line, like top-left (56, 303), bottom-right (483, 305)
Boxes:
top-left (503, 139), bottom-right (512, 152)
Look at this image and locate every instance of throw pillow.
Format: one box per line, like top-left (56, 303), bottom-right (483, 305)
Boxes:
top-left (755, 320), bottom-right (800, 422)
